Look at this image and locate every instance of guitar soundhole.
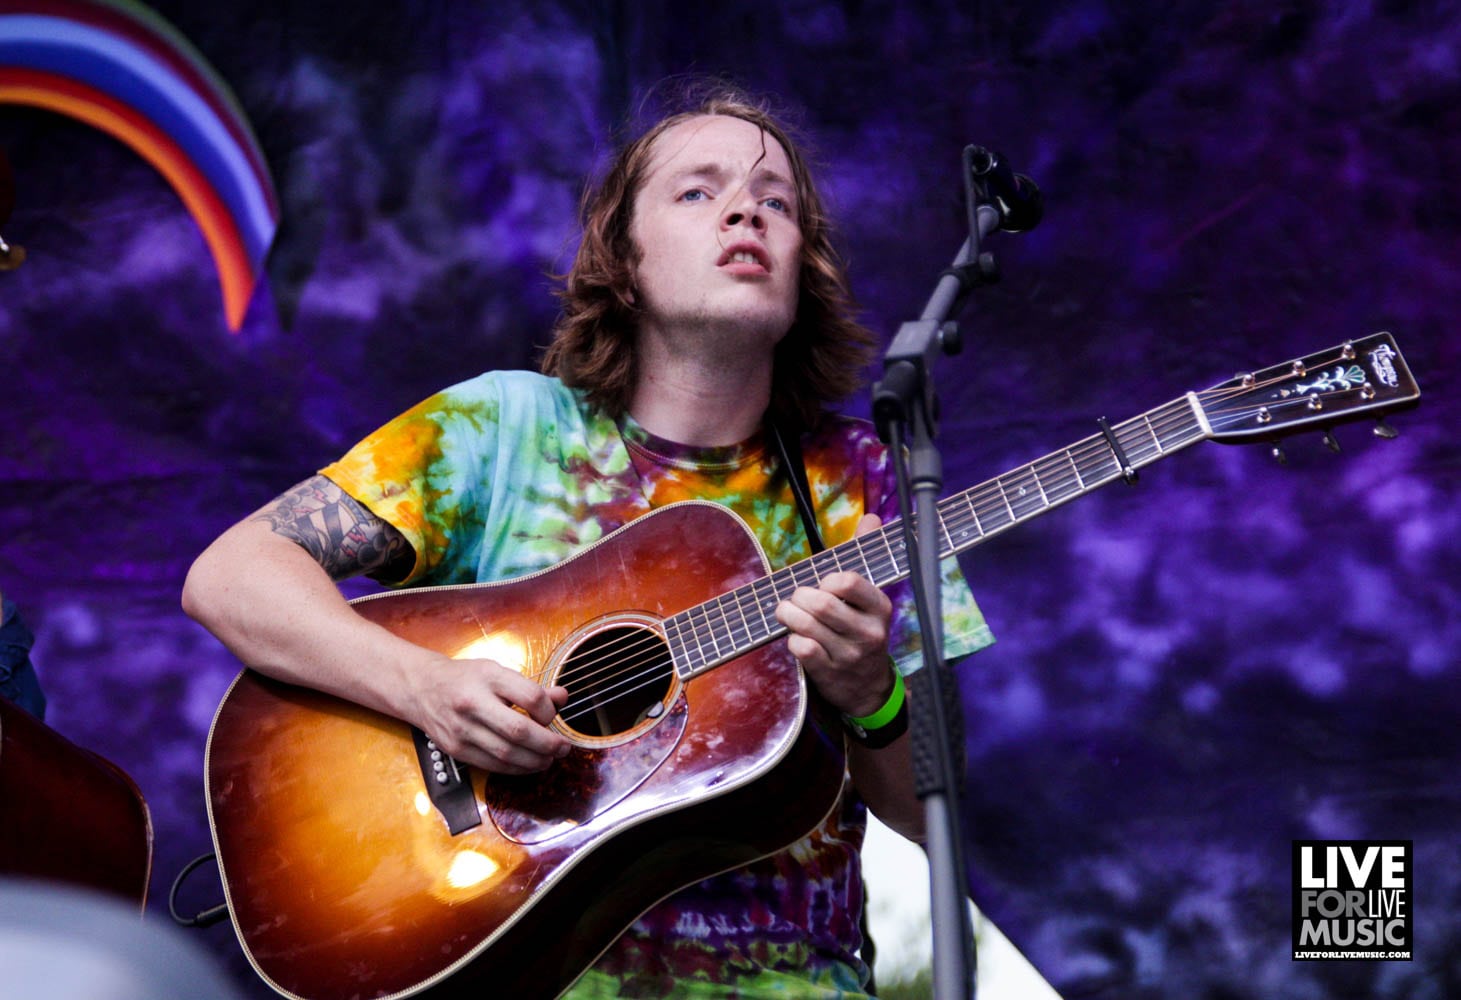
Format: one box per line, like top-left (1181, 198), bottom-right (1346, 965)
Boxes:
top-left (556, 624), bottom-right (674, 738)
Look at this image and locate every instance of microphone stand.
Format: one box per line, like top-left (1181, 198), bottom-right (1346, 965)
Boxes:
top-left (871, 145), bottom-right (1032, 1000)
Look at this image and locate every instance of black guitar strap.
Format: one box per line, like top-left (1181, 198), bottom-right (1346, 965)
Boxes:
top-left (767, 417), bottom-right (824, 554)
top-left (768, 414), bottom-right (886, 992)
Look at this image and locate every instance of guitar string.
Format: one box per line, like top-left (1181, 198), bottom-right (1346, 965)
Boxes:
top-left (544, 549), bottom-right (891, 720)
top-left (555, 635), bottom-right (678, 726)
top-left (523, 428), bottom-right (1126, 704)
top-left (548, 528), bottom-right (911, 694)
top-left (529, 400), bottom-right (1176, 691)
top-left (556, 390), bottom-right (1327, 719)
top-left (527, 376), bottom-right (1326, 705)
top-left (564, 374), bottom-right (1381, 721)
top-left (519, 368), bottom-right (1360, 714)
top-left (537, 379), bottom-right (1319, 705)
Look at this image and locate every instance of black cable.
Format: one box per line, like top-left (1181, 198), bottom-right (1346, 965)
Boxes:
top-left (167, 852), bottom-right (230, 928)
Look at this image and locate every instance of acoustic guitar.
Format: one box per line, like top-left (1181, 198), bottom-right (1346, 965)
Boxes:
top-left (206, 333), bottom-right (1419, 999)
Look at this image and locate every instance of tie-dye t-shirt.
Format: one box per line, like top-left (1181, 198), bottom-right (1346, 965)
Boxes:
top-left (321, 370), bottom-right (993, 998)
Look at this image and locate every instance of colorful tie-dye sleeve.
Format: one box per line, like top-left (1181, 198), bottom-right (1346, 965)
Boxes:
top-left (803, 417), bottom-right (994, 673)
top-left (321, 372), bottom-right (650, 588)
top-left (320, 373), bottom-right (504, 584)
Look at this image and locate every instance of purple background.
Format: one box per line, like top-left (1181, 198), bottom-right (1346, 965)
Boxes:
top-left (3, 2), bottom-right (1458, 997)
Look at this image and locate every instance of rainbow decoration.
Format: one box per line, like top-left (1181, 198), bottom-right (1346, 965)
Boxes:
top-left (0, 0), bottom-right (278, 329)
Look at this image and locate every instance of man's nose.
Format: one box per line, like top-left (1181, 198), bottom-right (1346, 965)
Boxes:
top-left (720, 190), bottom-right (766, 233)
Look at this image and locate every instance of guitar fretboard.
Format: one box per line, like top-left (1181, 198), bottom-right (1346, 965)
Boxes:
top-left (664, 393), bottom-right (1209, 679)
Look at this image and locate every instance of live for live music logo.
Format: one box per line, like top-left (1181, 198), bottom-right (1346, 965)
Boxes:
top-left (1292, 840), bottom-right (1412, 960)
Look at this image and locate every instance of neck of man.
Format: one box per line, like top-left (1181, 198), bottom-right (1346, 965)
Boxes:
top-left (627, 322), bottom-right (778, 446)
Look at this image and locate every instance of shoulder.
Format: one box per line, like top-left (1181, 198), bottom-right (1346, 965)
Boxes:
top-left (429, 371), bottom-right (617, 459)
top-left (804, 413), bottom-right (889, 466)
top-left (418, 371), bottom-right (592, 428)
top-left (434, 369), bottom-right (566, 405)
top-left (813, 412), bottom-right (882, 443)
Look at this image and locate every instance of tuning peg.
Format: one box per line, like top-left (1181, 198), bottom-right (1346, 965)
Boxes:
top-left (1271, 443), bottom-right (1287, 465)
top-left (1323, 430), bottom-right (1341, 453)
top-left (1373, 418), bottom-right (1399, 440)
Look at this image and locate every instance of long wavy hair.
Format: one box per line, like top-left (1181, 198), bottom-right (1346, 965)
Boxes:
top-left (541, 85), bottom-right (878, 429)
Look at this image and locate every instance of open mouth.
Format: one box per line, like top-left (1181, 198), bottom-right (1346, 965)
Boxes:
top-left (718, 242), bottom-right (771, 271)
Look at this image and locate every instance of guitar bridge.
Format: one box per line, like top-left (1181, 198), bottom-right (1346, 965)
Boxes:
top-left (411, 726), bottom-right (482, 835)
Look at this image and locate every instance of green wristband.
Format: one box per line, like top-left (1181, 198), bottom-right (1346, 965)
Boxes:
top-left (846, 670), bottom-right (905, 731)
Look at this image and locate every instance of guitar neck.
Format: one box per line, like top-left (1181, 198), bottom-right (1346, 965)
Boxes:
top-left (668, 393), bottom-right (1210, 679)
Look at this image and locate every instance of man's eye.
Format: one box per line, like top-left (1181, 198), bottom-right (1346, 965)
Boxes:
top-left (679, 189), bottom-right (707, 202)
top-left (763, 196), bottom-right (789, 213)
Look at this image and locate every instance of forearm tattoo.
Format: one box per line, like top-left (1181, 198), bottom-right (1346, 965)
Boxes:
top-left (252, 475), bottom-right (414, 581)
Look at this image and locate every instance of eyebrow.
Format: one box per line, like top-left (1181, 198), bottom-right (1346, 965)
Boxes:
top-left (668, 162), bottom-right (797, 194)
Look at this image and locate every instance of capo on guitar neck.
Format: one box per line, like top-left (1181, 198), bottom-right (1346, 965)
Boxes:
top-left (1097, 417), bottom-right (1139, 485)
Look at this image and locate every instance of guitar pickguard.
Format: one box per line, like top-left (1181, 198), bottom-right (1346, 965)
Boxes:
top-left (484, 693), bottom-right (689, 845)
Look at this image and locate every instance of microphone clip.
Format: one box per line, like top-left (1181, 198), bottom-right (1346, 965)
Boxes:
top-left (966, 145), bottom-right (1044, 234)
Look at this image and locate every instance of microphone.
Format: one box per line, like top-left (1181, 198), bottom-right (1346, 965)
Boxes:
top-left (968, 146), bottom-right (1043, 233)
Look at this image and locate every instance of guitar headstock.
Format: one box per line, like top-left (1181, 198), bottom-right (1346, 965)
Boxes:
top-left (1198, 332), bottom-right (1420, 444)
